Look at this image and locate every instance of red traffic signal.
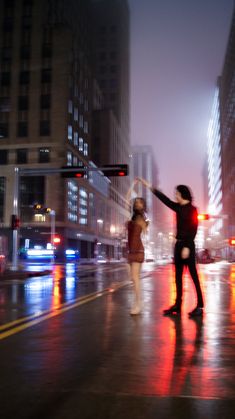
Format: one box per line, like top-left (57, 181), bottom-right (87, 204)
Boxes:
top-left (198, 214), bottom-right (210, 221)
top-left (53, 236), bottom-right (61, 244)
top-left (61, 166), bottom-right (85, 178)
top-left (102, 164), bottom-right (129, 177)
top-left (229, 238), bottom-right (235, 246)
top-left (11, 214), bottom-right (20, 230)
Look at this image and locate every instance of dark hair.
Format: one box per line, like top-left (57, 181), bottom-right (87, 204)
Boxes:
top-left (131, 197), bottom-right (149, 226)
top-left (176, 185), bottom-right (193, 202)
top-left (132, 197), bottom-right (147, 212)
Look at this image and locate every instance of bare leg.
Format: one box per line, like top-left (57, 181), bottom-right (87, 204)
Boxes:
top-left (130, 262), bottom-right (142, 315)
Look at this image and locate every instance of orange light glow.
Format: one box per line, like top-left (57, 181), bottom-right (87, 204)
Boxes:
top-left (53, 237), bottom-right (61, 244)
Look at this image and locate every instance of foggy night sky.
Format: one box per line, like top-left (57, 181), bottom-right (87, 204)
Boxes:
top-left (129, 0), bottom-right (234, 210)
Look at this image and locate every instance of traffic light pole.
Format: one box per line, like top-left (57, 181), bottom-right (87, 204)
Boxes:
top-left (50, 210), bottom-right (56, 264)
top-left (11, 167), bottom-right (20, 271)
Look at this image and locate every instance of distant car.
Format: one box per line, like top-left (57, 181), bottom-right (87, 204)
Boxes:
top-left (145, 258), bottom-right (155, 262)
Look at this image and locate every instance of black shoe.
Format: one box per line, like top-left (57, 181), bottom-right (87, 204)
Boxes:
top-left (188, 307), bottom-right (203, 317)
top-left (163, 305), bottom-right (181, 316)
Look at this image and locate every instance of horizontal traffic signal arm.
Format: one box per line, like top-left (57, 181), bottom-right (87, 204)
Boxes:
top-left (60, 164), bottom-right (129, 178)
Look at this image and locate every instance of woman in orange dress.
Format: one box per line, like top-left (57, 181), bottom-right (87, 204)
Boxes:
top-left (127, 197), bottom-right (149, 315)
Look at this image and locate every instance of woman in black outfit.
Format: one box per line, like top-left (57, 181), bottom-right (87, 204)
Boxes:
top-left (137, 178), bottom-right (204, 317)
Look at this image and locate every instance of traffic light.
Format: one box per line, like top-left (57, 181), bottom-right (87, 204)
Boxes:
top-left (198, 214), bottom-right (210, 221)
top-left (229, 238), bottom-right (235, 246)
top-left (53, 236), bottom-right (61, 245)
top-left (33, 204), bottom-right (43, 211)
top-left (61, 166), bottom-right (85, 178)
top-left (102, 164), bottom-right (129, 177)
top-left (11, 214), bottom-right (20, 230)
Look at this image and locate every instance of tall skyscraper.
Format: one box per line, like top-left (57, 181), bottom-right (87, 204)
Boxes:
top-left (220, 8), bottom-right (235, 240)
top-left (0, 0), bottom-right (130, 260)
top-left (207, 85), bottom-right (223, 237)
top-left (91, 0), bottom-right (130, 200)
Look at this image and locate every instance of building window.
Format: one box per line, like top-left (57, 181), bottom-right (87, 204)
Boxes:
top-left (84, 99), bottom-right (89, 112)
top-left (79, 114), bottom-right (84, 128)
top-left (21, 29), bottom-right (31, 45)
top-left (39, 148), bottom-right (50, 163)
top-left (74, 85), bottom-right (79, 97)
top-left (41, 69), bottom-right (51, 83)
top-left (40, 94), bottom-right (51, 109)
top-left (68, 125), bottom-right (73, 140)
top-left (84, 121), bottom-right (88, 134)
top-left (79, 187), bottom-right (88, 225)
top-left (79, 137), bottom-right (83, 152)
top-left (74, 131), bottom-right (78, 146)
top-left (1, 47), bottom-right (12, 63)
top-left (67, 180), bottom-right (78, 223)
top-left (67, 151), bottom-right (72, 166)
top-left (19, 71), bottom-right (30, 84)
top-left (16, 148), bottom-right (28, 164)
top-left (18, 96), bottom-right (28, 111)
top-left (40, 120), bottom-right (50, 136)
top-left (20, 45), bottom-right (30, 60)
top-left (68, 100), bottom-right (73, 114)
top-left (42, 44), bottom-right (52, 59)
top-left (74, 107), bottom-right (78, 121)
top-left (3, 18), bottom-right (14, 32)
top-left (0, 97), bottom-right (10, 112)
top-left (17, 121), bottom-right (28, 137)
top-left (0, 123), bottom-right (9, 138)
top-left (84, 143), bottom-right (88, 156)
top-left (1, 72), bottom-right (11, 86)
top-left (0, 150), bottom-right (8, 165)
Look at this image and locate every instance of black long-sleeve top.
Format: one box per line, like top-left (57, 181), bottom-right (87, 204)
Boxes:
top-left (151, 188), bottom-right (198, 246)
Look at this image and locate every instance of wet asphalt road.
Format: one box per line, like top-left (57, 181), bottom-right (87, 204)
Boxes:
top-left (0, 261), bottom-right (235, 419)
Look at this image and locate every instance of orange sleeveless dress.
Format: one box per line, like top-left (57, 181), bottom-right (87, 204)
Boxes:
top-left (127, 221), bottom-right (145, 263)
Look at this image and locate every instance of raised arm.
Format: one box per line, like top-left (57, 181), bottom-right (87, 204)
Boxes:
top-left (137, 178), bottom-right (179, 212)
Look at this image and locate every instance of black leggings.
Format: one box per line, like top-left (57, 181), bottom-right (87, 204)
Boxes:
top-left (174, 241), bottom-right (204, 308)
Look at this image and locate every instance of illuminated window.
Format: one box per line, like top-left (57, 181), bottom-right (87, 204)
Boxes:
top-left (79, 137), bottom-right (83, 151)
top-left (84, 143), bottom-right (88, 156)
top-left (67, 151), bottom-right (72, 166)
top-left (68, 125), bottom-right (73, 140)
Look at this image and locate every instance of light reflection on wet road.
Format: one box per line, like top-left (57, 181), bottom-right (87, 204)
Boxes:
top-left (0, 262), bottom-right (235, 419)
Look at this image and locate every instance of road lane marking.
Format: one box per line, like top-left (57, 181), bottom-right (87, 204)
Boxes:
top-left (0, 289), bottom-right (105, 332)
top-left (0, 281), bottom-right (130, 341)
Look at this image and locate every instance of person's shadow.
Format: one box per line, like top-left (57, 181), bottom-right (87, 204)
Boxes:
top-left (168, 316), bottom-right (204, 396)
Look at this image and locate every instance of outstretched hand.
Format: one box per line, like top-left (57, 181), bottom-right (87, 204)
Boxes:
top-left (136, 177), bottom-right (152, 189)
